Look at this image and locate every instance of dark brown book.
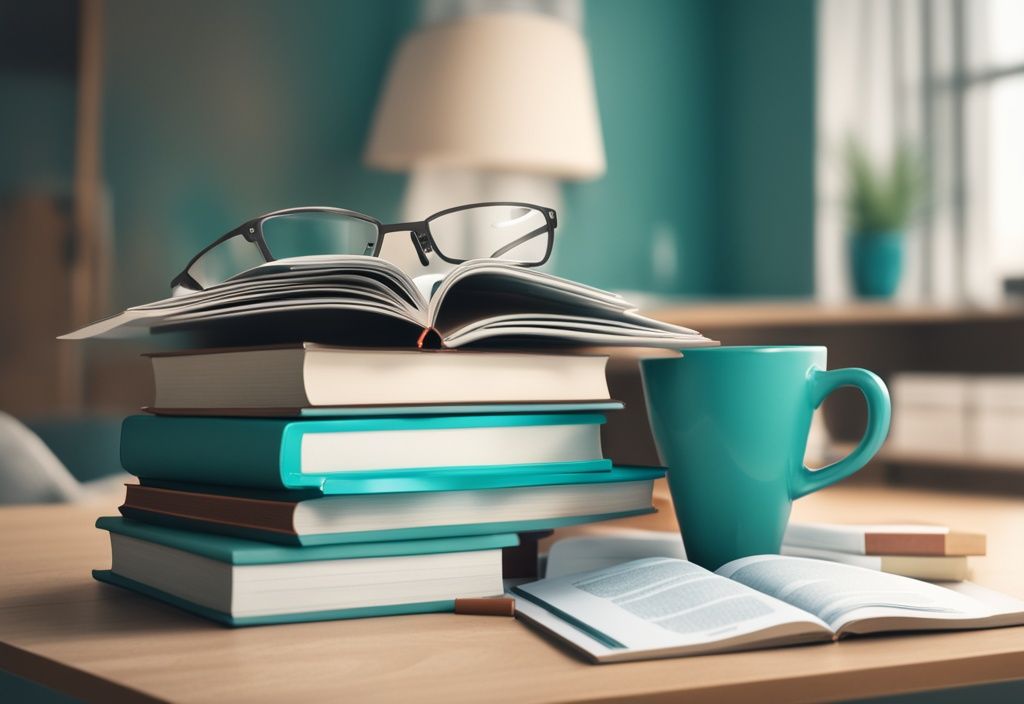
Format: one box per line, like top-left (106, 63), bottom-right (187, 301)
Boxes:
top-left (123, 484), bottom-right (297, 535)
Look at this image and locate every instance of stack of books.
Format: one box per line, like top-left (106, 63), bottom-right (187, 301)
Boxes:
top-left (66, 255), bottom-right (714, 625)
top-left (781, 522), bottom-right (987, 581)
top-left (93, 345), bottom-right (667, 626)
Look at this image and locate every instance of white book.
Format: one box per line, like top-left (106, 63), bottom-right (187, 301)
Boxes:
top-left (145, 345), bottom-right (613, 413)
top-left (60, 256), bottom-right (715, 349)
top-left (783, 522), bottom-right (986, 556)
top-left (780, 545), bottom-right (968, 581)
top-left (109, 534), bottom-right (501, 618)
top-left (513, 556), bottom-right (1024, 663)
top-left (95, 517), bottom-right (511, 626)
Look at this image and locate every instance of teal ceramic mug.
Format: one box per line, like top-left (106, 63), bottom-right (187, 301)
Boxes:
top-left (640, 346), bottom-right (890, 570)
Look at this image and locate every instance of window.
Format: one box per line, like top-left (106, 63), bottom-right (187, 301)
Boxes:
top-left (964, 0), bottom-right (1024, 281)
top-left (815, 0), bottom-right (1024, 302)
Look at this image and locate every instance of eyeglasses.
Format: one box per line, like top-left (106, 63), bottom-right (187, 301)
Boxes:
top-left (170, 202), bottom-right (558, 294)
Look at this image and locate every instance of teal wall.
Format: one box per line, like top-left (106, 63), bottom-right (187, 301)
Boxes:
top-left (714, 0), bottom-right (816, 296)
top-left (0, 1), bottom-right (78, 195)
top-left (559, 0), bottom-right (717, 295)
top-left (102, 0), bottom-right (414, 306)
top-left (0, 72), bottom-right (76, 195)
top-left (563, 0), bottom-right (816, 296)
top-left (99, 0), bottom-right (815, 306)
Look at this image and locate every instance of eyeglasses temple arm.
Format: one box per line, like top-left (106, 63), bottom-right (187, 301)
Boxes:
top-left (410, 232), bottom-right (430, 266)
top-left (488, 225), bottom-right (550, 259)
top-left (168, 221), bottom-right (265, 293)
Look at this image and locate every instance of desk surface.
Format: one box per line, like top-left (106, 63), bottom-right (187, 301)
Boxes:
top-left (2, 484), bottom-right (1024, 704)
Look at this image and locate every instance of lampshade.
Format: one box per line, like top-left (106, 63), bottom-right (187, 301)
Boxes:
top-left (365, 12), bottom-right (606, 180)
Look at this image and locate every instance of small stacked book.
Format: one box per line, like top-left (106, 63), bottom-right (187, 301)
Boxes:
top-left (781, 523), bottom-right (987, 581)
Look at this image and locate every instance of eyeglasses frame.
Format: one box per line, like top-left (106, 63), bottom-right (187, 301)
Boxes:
top-left (170, 201), bottom-right (558, 293)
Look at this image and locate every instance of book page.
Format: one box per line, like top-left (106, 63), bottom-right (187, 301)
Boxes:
top-left (60, 255), bottom-right (427, 340)
top-left (514, 557), bottom-right (830, 655)
top-left (61, 255), bottom-right (714, 349)
top-left (718, 555), bottom-right (1024, 633)
top-left (544, 531), bottom-right (685, 579)
top-left (429, 261), bottom-right (711, 349)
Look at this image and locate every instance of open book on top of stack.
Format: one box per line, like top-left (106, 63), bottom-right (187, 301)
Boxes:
top-left (60, 256), bottom-right (715, 349)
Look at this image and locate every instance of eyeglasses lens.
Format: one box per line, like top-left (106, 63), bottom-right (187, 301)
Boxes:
top-left (428, 205), bottom-right (550, 264)
top-left (261, 212), bottom-right (380, 260)
top-left (186, 233), bottom-right (267, 289)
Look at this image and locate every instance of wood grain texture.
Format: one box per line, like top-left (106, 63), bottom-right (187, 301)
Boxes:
top-left (2, 485), bottom-right (1024, 704)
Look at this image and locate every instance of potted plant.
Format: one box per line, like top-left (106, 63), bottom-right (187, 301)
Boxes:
top-left (845, 139), bottom-right (920, 298)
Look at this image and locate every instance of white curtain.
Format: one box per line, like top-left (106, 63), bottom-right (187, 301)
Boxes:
top-left (816, 0), bottom-right (1000, 305)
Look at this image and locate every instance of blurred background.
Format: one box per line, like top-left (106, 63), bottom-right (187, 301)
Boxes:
top-left (1, 0), bottom-right (1023, 499)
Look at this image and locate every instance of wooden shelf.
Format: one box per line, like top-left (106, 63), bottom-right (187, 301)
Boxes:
top-left (646, 300), bottom-right (1024, 329)
top-left (826, 442), bottom-right (1024, 473)
top-left (877, 449), bottom-right (1024, 474)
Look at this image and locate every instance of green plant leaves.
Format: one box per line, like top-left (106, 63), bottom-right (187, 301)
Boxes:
top-left (845, 138), bottom-right (921, 234)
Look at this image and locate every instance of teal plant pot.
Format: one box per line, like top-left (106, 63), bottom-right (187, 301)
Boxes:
top-left (851, 231), bottom-right (904, 298)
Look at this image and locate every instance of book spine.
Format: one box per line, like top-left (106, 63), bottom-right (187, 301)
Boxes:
top-left (118, 507), bottom-right (303, 545)
top-left (122, 485), bottom-right (298, 532)
top-left (417, 327), bottom-right (443, 349)
top-left (120, 416), bottom-right (289, 488)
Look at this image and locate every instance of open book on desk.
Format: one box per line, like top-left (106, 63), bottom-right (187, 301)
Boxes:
top-left (513, 556), bottom-right (1024, 663)
top-left (61, 256), bottom-right (715, 349)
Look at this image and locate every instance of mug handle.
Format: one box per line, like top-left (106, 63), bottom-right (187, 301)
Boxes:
top-left (789, 368), bottom-right (891, 500)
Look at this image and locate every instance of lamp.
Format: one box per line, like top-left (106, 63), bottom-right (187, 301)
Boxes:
top-left (365, 12), bottom-right (605, 180)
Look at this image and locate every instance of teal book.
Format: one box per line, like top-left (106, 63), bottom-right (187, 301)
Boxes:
top-left (94, 517), bottom-right (517, 627)
top-left (119, 467), bottom-right (666, 546)
top-left (137, 464), bottom-right (655, 496)
top-left (120, 413), bottom-right (610, 490)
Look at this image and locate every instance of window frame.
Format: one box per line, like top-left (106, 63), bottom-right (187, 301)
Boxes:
top-left (951, 0), bottom-right (1024, 287)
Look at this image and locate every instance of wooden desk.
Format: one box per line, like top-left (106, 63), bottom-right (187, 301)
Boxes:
top-left (2, 485), bottom-right (1024, 704)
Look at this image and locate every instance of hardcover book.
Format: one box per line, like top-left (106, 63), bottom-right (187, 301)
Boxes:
top-left (94, 517), bottom-right (516, 626)
top-left (144, 345), bottom-right (618, 414)
top-left (117, 467), bottom-right (663, 545)
top-left (120, 413), bottom-right (611, 490)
